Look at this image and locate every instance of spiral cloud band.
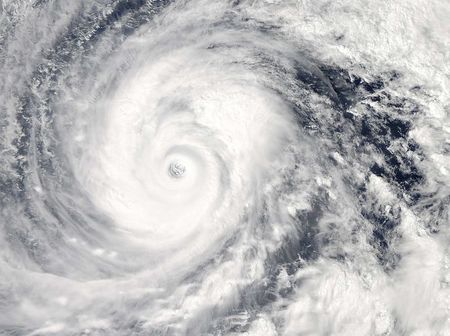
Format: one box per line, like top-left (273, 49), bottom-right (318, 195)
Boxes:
top-left (0, 0), bottom-right (449, 335)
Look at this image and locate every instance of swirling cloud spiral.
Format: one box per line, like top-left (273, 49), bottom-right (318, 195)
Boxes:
top-left (0, 0), bottom-right (449, 335)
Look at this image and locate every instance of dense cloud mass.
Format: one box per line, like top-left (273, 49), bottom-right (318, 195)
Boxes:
top-left (0, 0), bottom-right (449, 335)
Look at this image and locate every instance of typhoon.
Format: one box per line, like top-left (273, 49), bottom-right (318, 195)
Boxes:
top-left (0, 0), bottom-right (449, 335)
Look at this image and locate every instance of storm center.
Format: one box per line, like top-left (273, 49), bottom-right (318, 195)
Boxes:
top-left (168, 161), bottom-right (186, 178)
